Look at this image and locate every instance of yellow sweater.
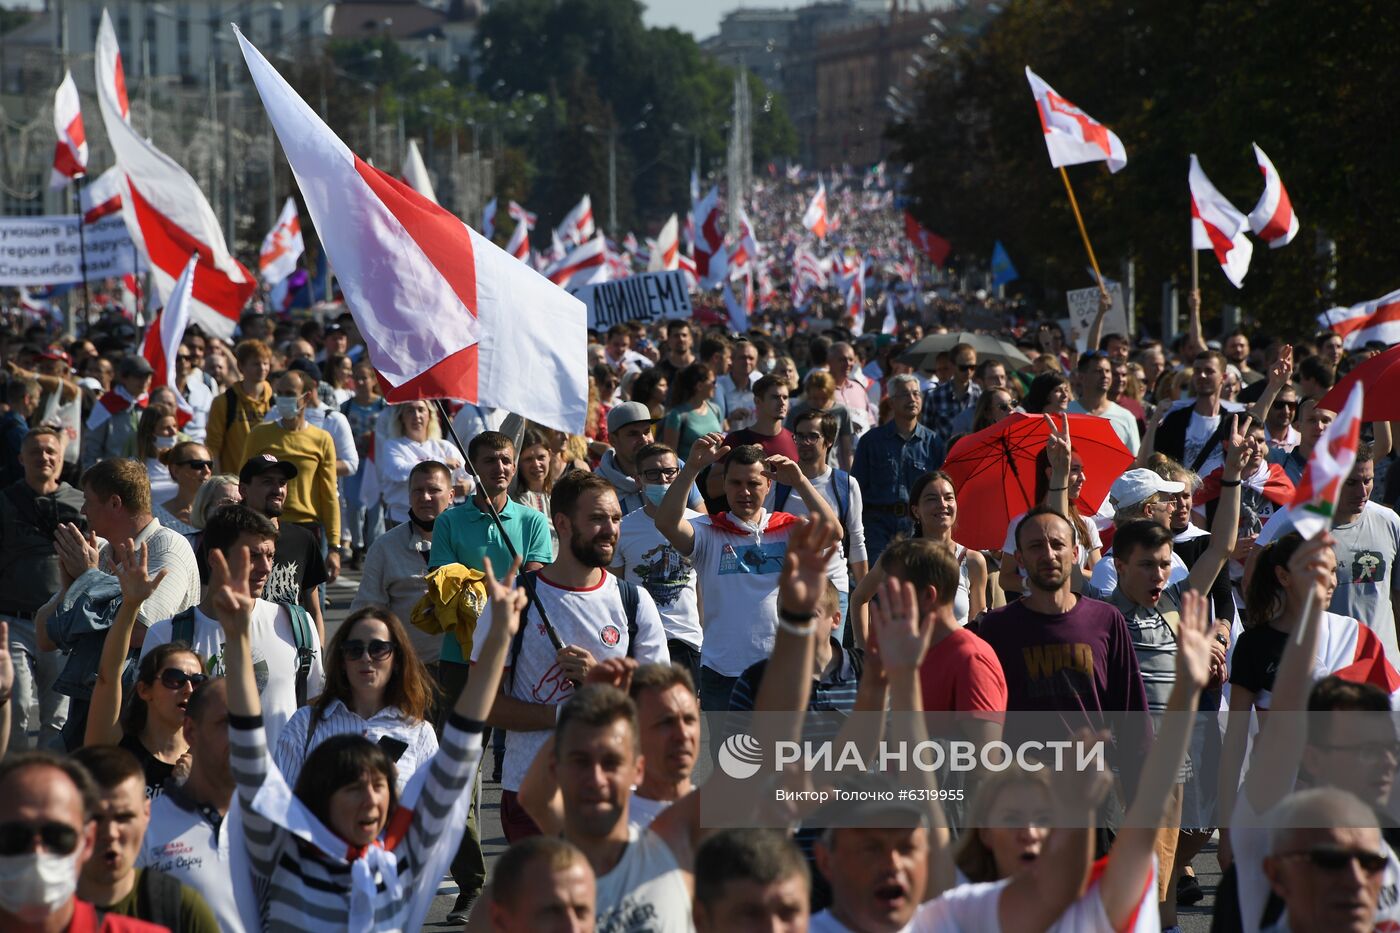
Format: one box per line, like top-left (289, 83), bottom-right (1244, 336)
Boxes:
top-left (206, 382), bottom-right (273, 472)
top-left (244, 420), bottom-right (341, 543)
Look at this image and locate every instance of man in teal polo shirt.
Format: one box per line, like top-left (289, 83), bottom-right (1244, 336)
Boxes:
top-left (428, 429), bottom-right (552, 922)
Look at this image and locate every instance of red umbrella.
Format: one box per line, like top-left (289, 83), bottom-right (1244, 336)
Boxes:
top-left (1318, 343), bottom-right (1400, 420)
top-left (941, 412), bottom-right (1134, 550)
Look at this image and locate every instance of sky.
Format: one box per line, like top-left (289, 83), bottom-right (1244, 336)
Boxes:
top-left (641, 0), bottom-right (794, 41)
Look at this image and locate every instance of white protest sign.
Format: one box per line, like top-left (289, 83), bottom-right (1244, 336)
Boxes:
top-left (0, 214), bottom-right (143, 285)
top-left (571, 270), bottom-right (693, 330)
top-left (1066, 282), bottom-right (1127, 351)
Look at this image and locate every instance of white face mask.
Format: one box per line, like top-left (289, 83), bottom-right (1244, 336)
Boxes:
top-left (153, 435), bottom-right (177, 450)
top-left (0, 850), bottom-right (80, 922)
top-left (274, 395), bottom-right (301, 420)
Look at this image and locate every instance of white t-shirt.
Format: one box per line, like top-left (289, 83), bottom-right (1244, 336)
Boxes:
top-left (138, 790), bottom-right (242, 932)
top-left (766, 468), bottom-right (868, 594)
top-left (613, 508), bottom-right (703, 651)
top-left (180, 376), bottom-right (215, 443)
top-left (907, 879), bottom-right (1009, 932)
top-left (141, 601), bottom-right (326, 748)
top-left (628, 793), bottom-right (670, 831)
top-left (689, 511), bottom-right (797, 676)
top-left (1184, 410), bottom-right (1222, 470)
top-left (471, 571), bottom-right (667, 791)
top-left (595, 826), bottom-right (693, 933)
top-left (1067, 399), bottom-right (1141, 454)
top-left (716, 371), bottom-right (761, 430)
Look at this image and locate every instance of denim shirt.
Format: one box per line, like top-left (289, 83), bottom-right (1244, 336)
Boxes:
top-left (850, 421), bottom-right (946, 506)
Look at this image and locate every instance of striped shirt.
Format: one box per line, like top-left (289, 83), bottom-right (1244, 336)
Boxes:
top-left (230, 710), bottom-right (483, 931)
top-left (273, 700), bottom-right (439, 794)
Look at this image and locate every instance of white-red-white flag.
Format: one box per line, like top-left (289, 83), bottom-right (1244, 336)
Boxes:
top-left (258, 197), bottom-right (303, 284)
top-left (1318, 290), bottom-right (1400, 349)
top-left (236, 28), bottom-right (587, 434)
top-left (1247, 143), bottom-right (1300, 249)
top-left (677, 253), bottom-right (699, 292)
top-left (692, 186), bottom-right (727, 285)
top-left (722, 279), bottom-right (748, 334)
top-left (97, 11), bottom-right (254, 339)
top-left (845, 257), bottom-right (866, 323)
top-left (1025, 67), bottom-right (1127, 173)
top-left (737, 207), bottom-right (761, 262)
top-left (481, 198), bottom-right (497, 240)
top-left (505, 219), bottom-right (530, 263)
top-left (1287, 383), bottom-right (1363, 539)
top-left (1189, 154), bottom-right (1253, 289)
top-left (402, 139), bottom-right (437, 204)
top-left (647, 214), bottom-right (679, 272)
top-left (50, 70), bottom-right (88, 190)
top-left (802, 180), bottom-right (828, 239)
top-left (558, 195), bottom-right (595, 246)
top-left (142, 255), bottom-right (197, 425)
top-left (508, 200), bottom-right (537, 228)
top-left (546, 234), bottom-right (609, 289)
top-left (80, 166), bottom-right (124, 223)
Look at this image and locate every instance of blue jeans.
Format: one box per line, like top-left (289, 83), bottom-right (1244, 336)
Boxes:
top-left (863, 512), bottom-right (913, 565)
top-left (341, 470), bottom-right (382, 551)
top-left (699, 666), bottom-right (739, 712)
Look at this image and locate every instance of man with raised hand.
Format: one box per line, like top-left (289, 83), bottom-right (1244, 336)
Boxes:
top-left (655, 434), bottom-right (840, 711)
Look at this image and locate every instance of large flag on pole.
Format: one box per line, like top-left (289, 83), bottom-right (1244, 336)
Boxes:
top-left (1247, 143), bottom-right (1300, 249)
top-left (402, 139), bottom-right (437, 204)
top-left (236, 28), bottom-right (586, 433)
top-left (50, 70), bottom-right (88, 189)
top-left (802, 180), bottom-right (828, 239)
top-left (96, 11), bottom-right (253, 339)
top-left (1189, 154), bottom-right (1253, 289)
top-left (692, 187), bottom-right (726, 284)
top-left (1025, 67), bottom-right (1127, 173)
top-left (1286, 383), bottom-right (1363, 540)
top-left (142, 255), bottom-right (198, 425)
top-left (558, 195), bottom-right (595, 246)
top-left (1318, 290), bottom-right (1400, 349)
top-left (546, 235), bottom-right (608, 288)
top-left (508, 200), bottom-right (536, 228)
top-left (258, 197), bottom-right (304, 284)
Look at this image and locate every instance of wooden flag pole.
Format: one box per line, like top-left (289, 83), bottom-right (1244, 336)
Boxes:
top-left (1190, 239), bottom-right (1200, 293)
top-left (1058, 166), bottom-right (1109, 299)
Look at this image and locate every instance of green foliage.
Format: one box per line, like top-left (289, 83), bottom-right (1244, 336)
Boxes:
top-left (476, 0), bottom-right (797, 234)
top-left (892, 0), bottom-right (1400, 338)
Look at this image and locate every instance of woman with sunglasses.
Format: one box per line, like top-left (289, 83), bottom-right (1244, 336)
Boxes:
top-left (152, 441), bottom-right (214, 538)
top-left (970, 387), bottom-right (1017, 434)
top-left (214, 546), bottom-right (520, 931)
top-left (85, 540), bottom-right (202, 798)
top-left (273, 605), bottom-right (439, 791)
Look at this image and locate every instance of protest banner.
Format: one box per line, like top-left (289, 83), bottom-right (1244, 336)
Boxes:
top-left (0, 213), bottom-right (142, 285)
top-left (1066, 282), bottom-right (1127, 351)
top-left (572, 269), bottom-right (693, 330)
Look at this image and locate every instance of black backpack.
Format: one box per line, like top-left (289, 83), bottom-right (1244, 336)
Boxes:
top-left (506, 571), bottom-right (641, 690)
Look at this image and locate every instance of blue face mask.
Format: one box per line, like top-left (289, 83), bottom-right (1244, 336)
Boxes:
top-left (643, 483), bottom-right (670, 506)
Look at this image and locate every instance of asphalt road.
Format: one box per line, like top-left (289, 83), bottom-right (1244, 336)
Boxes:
top-left (326, 569), bottom-right (1224, 931)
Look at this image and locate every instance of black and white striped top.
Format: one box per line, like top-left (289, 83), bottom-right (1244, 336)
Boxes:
top-left (229, 710), bottom-right (483, 931)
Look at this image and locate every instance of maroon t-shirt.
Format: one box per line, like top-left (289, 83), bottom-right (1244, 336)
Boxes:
top-left (974, 595), bottom-right (1151, 787)
top-left (722, 427), bottom-right (800, 462)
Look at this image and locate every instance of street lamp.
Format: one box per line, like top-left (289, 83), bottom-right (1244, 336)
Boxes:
top-left (582, 117), bottom-right (647, 234)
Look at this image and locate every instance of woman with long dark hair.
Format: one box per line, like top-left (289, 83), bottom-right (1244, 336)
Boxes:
top-left (660, 362), bottom-right (722, 454)
top-left (1022, 372), bottom-right (1073, 415)
top-left (274, 605), bottom-right (439, 791)
top-left (85, 540), bottom-right (203, 797)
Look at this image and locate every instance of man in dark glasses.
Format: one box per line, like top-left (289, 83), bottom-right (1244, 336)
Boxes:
top-left (0, 751), bottom-right (151, 931)
top-left (1263, 787), bottom-right (1386, 933)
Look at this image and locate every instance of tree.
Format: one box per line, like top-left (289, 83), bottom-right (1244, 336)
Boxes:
top-left (892, 0), bottom-right (1400, 338)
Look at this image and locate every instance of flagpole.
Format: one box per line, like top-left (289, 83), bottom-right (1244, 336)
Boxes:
top-left (73, 175), bottom-right (93, 329)
top-left (433, 398), bottom-right (568, 654)
top-left (1190, 240), bottom-right (1199, 294)
top-left (1058, 166), bottom-right (1108, 300)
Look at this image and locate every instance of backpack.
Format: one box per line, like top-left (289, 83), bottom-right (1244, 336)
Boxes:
top-left (773, 469), bottom-right (851, 542)
top-left (221, 387), bottom-right (240, 431)
top-left (507, 571), bottom-right (641, 691)
top-left (136, 867), bottom-right (185, 930)
top-left (172, 602), bottom-right (318, 706)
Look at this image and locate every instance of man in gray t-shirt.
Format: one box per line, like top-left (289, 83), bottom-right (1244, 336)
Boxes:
top-left (1329, 498), bottom-right (1400, 668)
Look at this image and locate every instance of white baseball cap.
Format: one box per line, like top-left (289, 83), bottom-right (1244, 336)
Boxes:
top-left (1110, 468), bottom-right (1185, 511)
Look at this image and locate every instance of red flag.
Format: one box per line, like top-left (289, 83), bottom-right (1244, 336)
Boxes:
top-left (50, 70), bottom-right (88, 189)
top-left (903, 212), bottom-right (950, 266)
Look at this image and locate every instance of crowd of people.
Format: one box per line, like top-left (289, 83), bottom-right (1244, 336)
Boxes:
top-left (0, 175), bottom-right (1394, 932)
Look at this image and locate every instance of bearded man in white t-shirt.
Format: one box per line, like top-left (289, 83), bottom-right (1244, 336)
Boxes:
top-left (472, 471), bottom-right (668, 842)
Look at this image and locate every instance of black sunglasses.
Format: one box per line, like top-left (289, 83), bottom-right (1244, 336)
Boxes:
top-left (341, 639), bottom-right (395, 661)
top-left (640, 467), bottom-right (680, 482)
top-left (177, 459), bottom-right (214, 471)
top-left (1280, 848), bottom-right (1388, 875)
top-left (159, 669), bottom-right (209, 690)
top-left (0, 820), bottom-right (80, 856)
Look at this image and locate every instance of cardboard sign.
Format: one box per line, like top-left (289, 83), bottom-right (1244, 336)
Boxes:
top-left (572, 270), bottom-right (693, 330)
top-left (1066, 282), bottom-right (1127, 351)
top-left (0, 213), bottom-right (142, 285)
